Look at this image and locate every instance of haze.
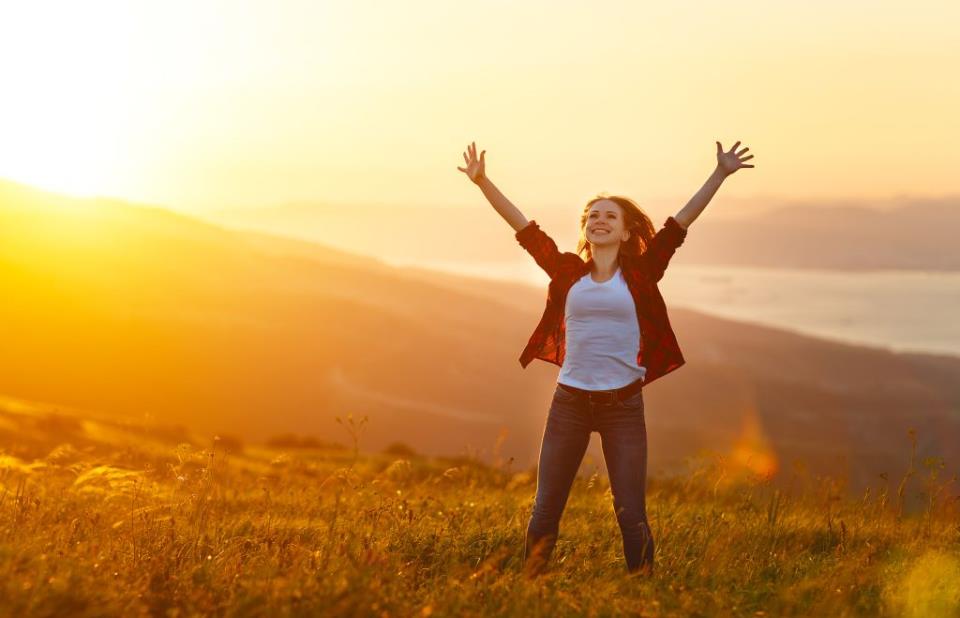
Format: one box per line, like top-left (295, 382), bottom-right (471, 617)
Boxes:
top-left (1, 0), bottom-right (958, 218)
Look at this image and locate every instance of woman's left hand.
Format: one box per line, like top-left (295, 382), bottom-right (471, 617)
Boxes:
top-left (716, 140), bottom-right (755, 176)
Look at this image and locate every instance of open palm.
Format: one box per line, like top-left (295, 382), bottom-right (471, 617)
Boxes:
top-left (457, 141), bottom-right (486, 184)
top-left (716, 140), bottom-right (755, 176)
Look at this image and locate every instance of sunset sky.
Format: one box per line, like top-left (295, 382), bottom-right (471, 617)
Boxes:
top-left (1, 1), bottom-right (957, 215)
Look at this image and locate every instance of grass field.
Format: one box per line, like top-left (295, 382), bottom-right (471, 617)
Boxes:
top-left (1, 401), bottom-right (958, 617)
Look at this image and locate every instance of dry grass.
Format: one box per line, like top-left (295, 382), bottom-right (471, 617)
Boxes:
top-left (1, 403), bottom-right (958, 617)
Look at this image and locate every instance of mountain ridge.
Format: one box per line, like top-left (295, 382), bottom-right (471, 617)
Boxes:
top-left (2, 178), bottom-right (959, 492)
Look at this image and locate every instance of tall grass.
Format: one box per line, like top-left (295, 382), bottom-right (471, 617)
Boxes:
top-left (0, 406), bottom-right (958, 617)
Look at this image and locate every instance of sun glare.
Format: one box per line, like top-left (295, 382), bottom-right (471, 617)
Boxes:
top-left (0, 3), bottom-right (160, 199)
top-left (0, 2), bottom-right (350, 206)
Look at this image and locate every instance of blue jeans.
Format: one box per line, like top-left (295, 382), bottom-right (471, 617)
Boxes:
top-left (523, 381), bottom-right (654, 575)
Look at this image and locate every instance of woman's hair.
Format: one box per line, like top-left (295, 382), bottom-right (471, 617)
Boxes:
top-left (575, 193), bottom-right (656, 262)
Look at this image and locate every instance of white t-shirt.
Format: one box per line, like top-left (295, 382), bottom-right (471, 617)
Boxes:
top-left (557, 266), bottom-right (646, 390)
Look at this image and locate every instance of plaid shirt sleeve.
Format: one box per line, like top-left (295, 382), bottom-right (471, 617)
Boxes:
top-left (642, 216), bottom-right (688, 282)
top-left (515, 220), bottom-right (563, 279)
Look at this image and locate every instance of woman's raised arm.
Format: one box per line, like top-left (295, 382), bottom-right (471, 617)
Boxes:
top-left (673, 140), bottom-right (755, 229)
top-left (457, 141), bottom-right (530, 233)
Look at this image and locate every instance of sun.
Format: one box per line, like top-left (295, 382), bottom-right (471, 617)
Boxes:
top-left (0, 3), bottom-right (143, 198)
top-left (0, 134), bottom-right (122, 199)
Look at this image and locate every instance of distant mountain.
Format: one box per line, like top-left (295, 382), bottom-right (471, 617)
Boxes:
top-left (208, 196), bottom-right (960, 271)
top-left (676, 198), bottom-right (960, 270)
top-left (3, 178), bottom-right (959, 492)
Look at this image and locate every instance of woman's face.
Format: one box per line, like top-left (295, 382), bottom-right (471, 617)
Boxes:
top-left (584, 199), bottom-right (628, 247)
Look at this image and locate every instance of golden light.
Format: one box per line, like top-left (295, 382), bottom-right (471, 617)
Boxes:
top-left (0, 4), bottom-right (145, 197)
top-left (0, 2), bottom-right (353, 207)
top-left (729, 407), bottom-right (779, 479)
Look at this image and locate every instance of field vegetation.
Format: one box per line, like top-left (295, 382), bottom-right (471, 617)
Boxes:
top-left (1, 400), bottom-right (958, 617)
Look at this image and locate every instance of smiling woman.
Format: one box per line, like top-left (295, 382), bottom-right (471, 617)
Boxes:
top-left (458, 138), bottom-right (755, 577)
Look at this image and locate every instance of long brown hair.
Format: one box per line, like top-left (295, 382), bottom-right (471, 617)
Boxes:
top-left (575, 193), bottom-right (656, 263)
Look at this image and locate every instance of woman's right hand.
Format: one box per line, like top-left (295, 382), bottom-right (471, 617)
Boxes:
top-left (457, 141), bottom-right (486, 184)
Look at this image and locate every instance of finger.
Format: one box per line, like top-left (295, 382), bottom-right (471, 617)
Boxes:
top-left (741, 164), bottom-right (754, 168)
top-left (716, 141), bottom-right (722, 154)
top-left (740, 154), bottom-right (754, 161)
top-left (480, 150), bottom-right (486, 162)
top-left (457, 166), bottom-right (466, 173)
top-left (463, 152), bottom-right (469, 164)
top-left (471, 141), bottom-right (476, 157)
top-left (730, 140), bottom-right (741, 152)
top-left (736, 147), bottom-right (750, 156)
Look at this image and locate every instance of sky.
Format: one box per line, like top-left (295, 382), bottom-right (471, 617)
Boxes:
top-left (0, 0), bottom-right (958, 215)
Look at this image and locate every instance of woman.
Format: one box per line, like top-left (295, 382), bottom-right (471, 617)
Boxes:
top-left (457, 140), bottom-right (754, 577)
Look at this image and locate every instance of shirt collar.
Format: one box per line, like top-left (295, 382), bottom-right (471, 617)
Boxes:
top-left (581, 252), bottom-right (633, 274)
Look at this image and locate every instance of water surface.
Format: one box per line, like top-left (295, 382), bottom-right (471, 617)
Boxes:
top-left (383, 257), bottom-right (960, 357)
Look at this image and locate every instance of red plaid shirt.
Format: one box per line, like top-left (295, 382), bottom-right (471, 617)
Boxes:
top-left (514, 216), bottom-right (689, 387)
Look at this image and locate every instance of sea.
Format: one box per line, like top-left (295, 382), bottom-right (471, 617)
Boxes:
top-left (383, 258), bottom-right (960, 358)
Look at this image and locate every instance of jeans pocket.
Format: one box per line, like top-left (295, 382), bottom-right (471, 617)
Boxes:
top-left (553, 384), bottom-right (578, 403)
top-left (619, 389), bottom-right (644, 409)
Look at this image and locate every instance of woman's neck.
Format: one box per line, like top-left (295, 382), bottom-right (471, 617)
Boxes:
top-left (589, 246), bottom-right (620, 278)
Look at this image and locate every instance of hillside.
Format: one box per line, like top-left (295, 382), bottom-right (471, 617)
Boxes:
top-left (2, 178), bottom-right (960, 494)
